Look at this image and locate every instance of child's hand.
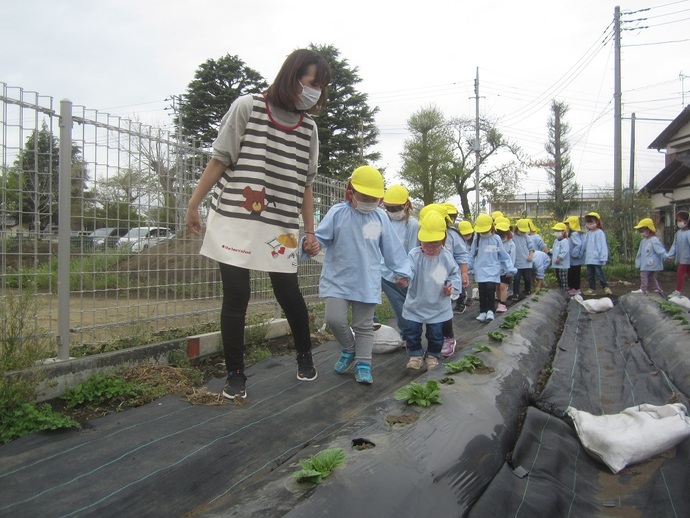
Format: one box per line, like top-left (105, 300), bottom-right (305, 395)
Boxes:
top-left (462, 272), bottom-right (469, 288)
top-left (303, 234), bottom-right (320, 256)
top-left (443, 283), bottom-right (453, 297)
top-left (555, 257), bottom-right (561, 264)
top-left (395, 277), bottom-right (408, 288)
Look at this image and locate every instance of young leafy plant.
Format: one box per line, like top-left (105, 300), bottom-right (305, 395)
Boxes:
top-left (474, 344), bottom-right (491, 353)
top-left (445, 355), bottom-right (486, 374)
top-left (487, 331), bottom-right (507, 342)
top-left (395, 381), bottom-right (442, 407)
top-left (499, 307), bottom-right (530, 329)
top-left (293, 448), bottom-right (345, 484)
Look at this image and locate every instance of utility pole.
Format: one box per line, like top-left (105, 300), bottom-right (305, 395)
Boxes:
top-left (613, 5), bottom-right (622, 209)
top-left (474, 67), bottom-right (481, 216)
top-left (629, 112), bottom-right (636, 190)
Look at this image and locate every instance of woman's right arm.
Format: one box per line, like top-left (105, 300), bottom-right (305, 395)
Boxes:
top-left (184, 159), bottom-right (227, 235)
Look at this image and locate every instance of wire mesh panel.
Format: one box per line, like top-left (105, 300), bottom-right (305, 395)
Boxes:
top-left (1, 83), bottom-right (339, 358)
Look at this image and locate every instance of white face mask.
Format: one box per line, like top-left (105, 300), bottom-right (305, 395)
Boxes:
top-left (678, 221), bottom-right (687, 229)
top-left (388, 211), bottom-right (405, 221)
top-left (585, 223), bottom-right (597, 230)
top-left (554, 231), bottom-right (563, 239)
top-left (480, 232), bottom-right (491, 238)
top-left (296, 82), bottom-right (321, 111)
top-left (354, 201), bottom-right (379, 214)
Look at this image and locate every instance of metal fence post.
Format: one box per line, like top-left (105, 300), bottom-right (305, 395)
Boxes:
top-left (57, 99), bottom-right (72, 360)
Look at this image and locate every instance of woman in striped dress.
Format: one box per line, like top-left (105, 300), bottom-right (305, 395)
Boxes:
top-left (185, 49), bottom-right (331, 400)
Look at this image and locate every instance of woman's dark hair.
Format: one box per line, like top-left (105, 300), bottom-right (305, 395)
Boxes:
top-left (265, 49), bottom-right (331, 114)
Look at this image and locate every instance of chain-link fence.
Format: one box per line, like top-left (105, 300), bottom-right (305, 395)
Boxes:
top-left (1, 83), bottom-right (342, 360)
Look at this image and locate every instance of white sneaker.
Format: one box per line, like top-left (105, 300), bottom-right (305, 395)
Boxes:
top-left (485, 310), bottom-right (495, 321)
top-left (631, 289), bottom-right (645, 294)
top-left (476, 312), bottom-right (487, 322)
top-left (669, 291), bottom-right (681, 298)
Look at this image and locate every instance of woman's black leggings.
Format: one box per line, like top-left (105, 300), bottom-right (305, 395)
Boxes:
top-left (219, 262), bottom-right (312, 372)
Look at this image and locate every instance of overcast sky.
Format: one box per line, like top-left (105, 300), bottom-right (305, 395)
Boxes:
top-left (2, 0), bottom-right (689, 196)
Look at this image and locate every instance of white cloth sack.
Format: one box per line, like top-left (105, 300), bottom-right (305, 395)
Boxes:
top-left (669, 295), bottom-right (690, 311)
top-left (572, 294), bottom-right (614, 313)
top-left (567, 403), bottom-right (690, 473)
top-left (372, 324), bottom-right (403, 354)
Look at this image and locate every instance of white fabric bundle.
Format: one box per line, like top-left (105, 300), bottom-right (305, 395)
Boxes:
top-left (567, 403), bottom-right (690, 473)
top-left (572, 294), bottom-right (614, 313)
top-left (668, 295), bottom-right (690, 311)
top-left (372, 324), bottom-right (403, 354)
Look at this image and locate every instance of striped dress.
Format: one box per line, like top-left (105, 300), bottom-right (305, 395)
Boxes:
top-left (200, 94), bottom-right (316, 273)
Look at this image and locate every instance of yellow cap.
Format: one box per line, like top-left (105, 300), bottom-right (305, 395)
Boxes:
top-left (350, 165), bottom-right (384, 198)
top-left (552, 222), bottom-right (567, 232)
top-left (564, 216), bottom-right (581, 231)
top-left (491, 210), bottom-right (504, 220)
top-left (418, 211), bottom-right (447, 242)
top-left (634, 218), bottom-right (656, 233)
top-left (527, 219), bottom-right (539, 232)
top-left (441, 202), bottom-right (458, 216)
top-left (457, 220), bottom-right (474, 235)
top-left (515, 218), bottom-right (531, 233)
top-left (495, 220), bottom-right (511, 232)
top-left (495, 216), bottom-right (511, 228)
top-left (474, 214), bottom-right (494, 233)
top-left (419, 203), bottom-right (449, 223)
top-left (383, 184), bottom-right (409, 205)
top-left (586, 211), bottom-right (601, 220)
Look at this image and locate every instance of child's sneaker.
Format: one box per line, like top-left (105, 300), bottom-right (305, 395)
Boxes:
top-left (603, 287), bottom-right (613, 295)
top-left (567, 288), bottom-right (578, 295)
top-left (406, 356), bottom-right (424, 370)
top-left (669, 290), bottom-right (681, 298)
top-left (296, 352), bottom-right (317, 381)
top-left (454, 303), bottom-right (466, 313)
top-left (496, 303), bottom-right (508, 313)
top-left (425, 356), bottom-right (440, 370)
top-left (476, 312), bottom-right (487, 322)
top-left (583, 289), bottom-right (595, 295)
top-left (222, 369), bottom-right (247, 400)
top-left (631, 289), bottom-right (645, 294)
top-left (354, 362), bottom-right (373, 384)
top-left (441, 337), bottom-right (456, 357)
top-left (334, 351), bottom-right (355, 373)
top-left (485, 310), bottom-right (495, 322)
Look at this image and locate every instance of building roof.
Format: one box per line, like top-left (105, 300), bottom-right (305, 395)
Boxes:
top-left (642, 155), bottom-right (690, 194)
top-left (648, 106), bottom-right (690, 150)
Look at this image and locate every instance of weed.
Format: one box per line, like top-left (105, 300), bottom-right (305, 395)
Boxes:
top-left (293, 448), bottom-right (345, 484)
top-left (395, 380), bottom-right (442, 407)
top-left (0, 397), bottom-right (79, 443)
top-left (62, 372), bottom-right (153, 409)
top-left (658, 301), bottom-right (690, 328)
top-left (445, 355), bottom-right (486, 374)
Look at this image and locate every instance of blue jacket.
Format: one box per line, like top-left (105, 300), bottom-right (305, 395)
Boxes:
top-left (445, 228), bottom-right (470, 266)
top-left (667, 229), bottom-right (690, 264)
top-left (501, 238), bottom-right (516, 275)
top-left (583, 228), bottom-right (608, 265)
top-left (551, 237), bottom-right (570, 269)
top-left (306, 202), bottom-right (412, 304)
top-left (568, 231), bottom-right (585, 266)
top-left (402, 247), bottom-right (461, 324)
top-left (532, 250), bottom-right (551, 278)
top-left (382, 216), bottom-right (419, 282)
top-left (636, 235), bottom-right (666, 271)
top-left (469, 234), bottom-right (517, 283)
top-left (531, 233), bottom-right (548, 252)
top-left (513, 233), bottom-right (535, 269)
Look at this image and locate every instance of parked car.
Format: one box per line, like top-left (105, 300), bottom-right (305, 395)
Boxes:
top-left (89, 227), bottom-right (130, 250)
top-left (117, 226), bottom-right (174, 252)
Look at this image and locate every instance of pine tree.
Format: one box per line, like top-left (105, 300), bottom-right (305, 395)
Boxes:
top-left (544, 100), bottom-right (579, 220)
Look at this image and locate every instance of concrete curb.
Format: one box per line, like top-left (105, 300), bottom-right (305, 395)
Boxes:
top-left (9, 318), bottom-right (290, 402)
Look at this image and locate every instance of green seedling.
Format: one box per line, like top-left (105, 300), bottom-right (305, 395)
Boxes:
top-left (395, 380), bottom-right (442, 407)
top-left (499, 307), bottom-right (530, 329)
top-left (293, 448), bottom-right (345, 484)
top-left (474, 344), bottom-right (491, 353)
top-left (488, 331), bottom-right (507, 342)
top-left (445, 354), bottom-right (486, 374)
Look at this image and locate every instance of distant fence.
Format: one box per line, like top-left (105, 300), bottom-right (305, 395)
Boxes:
top-left (0, 83), bottom-right (343, 359)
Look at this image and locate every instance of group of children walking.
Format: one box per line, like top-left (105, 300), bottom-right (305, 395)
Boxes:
top-left (302, 165), bottom-right (690, 385)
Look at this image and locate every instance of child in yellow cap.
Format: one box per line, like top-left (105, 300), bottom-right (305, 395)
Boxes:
top-left (632, 218), bottom-right (666, 295)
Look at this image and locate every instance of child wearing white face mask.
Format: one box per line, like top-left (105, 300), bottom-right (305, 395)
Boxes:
top-left (301, 165), bottom-right (411, 385)
top-left (633, 218), bottom-right (666, 295)
top-left (469, 214), bottom-right (517, 322)
top-left (666, 210), bottom-right (690, 297)
top-left (582, 212), bottom-right (611, 295)
top-left (550, 222), bottom-right (570, 290)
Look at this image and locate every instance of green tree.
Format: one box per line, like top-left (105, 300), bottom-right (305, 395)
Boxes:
top-left (544, 100), bottom-right (579, 220)
top-left (448, 116), bottom-right (526, 219)
top-left (176, 54), bottom-right (268, 145)
top-left (398, 105), bottom-right (454, 205)
top-left (4, 123), bottom-right (86, 230)
top-left (308, 44), bottom-right (380, 180)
